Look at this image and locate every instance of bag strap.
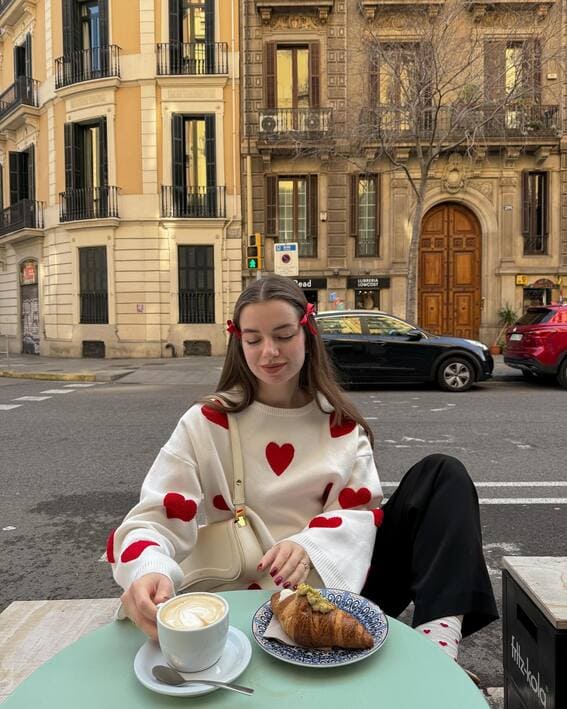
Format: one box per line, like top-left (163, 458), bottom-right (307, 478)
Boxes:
top-left (227, 413), bottom-right (245, 509)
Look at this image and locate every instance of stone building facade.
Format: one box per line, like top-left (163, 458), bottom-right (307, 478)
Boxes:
top-left (240, 0), bottom-right (565, 343)
top-left (0, 0), bottom-right (241, 357)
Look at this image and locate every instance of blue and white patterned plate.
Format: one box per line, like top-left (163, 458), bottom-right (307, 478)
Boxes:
top-left (251, 588), bottom-right (389, 668)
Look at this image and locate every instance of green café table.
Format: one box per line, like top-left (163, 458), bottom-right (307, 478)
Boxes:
top-left (2, 591), bottom-right (488, 708)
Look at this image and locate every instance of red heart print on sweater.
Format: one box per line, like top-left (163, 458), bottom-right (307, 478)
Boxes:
top-left (213, 495), bottom-right (230, 511)
top-left (248, 583), bottom-right (262, 590)
top-left (106, 529), bottom-right (115, 563)
top-left (121, 539), bottom-right (159, 563)
top-left (201, 405), bottom-right (229, 430)
top-left (164, 493), bottom-right (197, 522)
top-left (321, 482), bottom-right (333, 505)
top-left (423, 629), bottom-right (431, 634)
top-left (265, 442), bottom-right (294, 476)
top-left (309, 516), bottom-right (343, 529)
top-left (339, 487), bottom-right (371, 509)
top-left (372, 508), bottom-right (385, 527)
top-left (329, 413), bottom-right (356, 438)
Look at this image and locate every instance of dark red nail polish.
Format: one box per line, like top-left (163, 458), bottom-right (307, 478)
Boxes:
top-left (283, 582), bottom-right (291, 589)
top-left (292, 584), bottom-right (298, 591)
top-left (275, 576), bottom-right (283, 585)
top-left (257, 564), bottom-right (263, 571)
top-left (270, 568), bottom-right (278, 577)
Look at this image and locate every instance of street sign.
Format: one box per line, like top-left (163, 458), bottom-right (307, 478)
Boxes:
top-left (274, 242), bottom-right (299, 277)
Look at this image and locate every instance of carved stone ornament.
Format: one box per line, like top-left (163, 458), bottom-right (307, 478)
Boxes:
top-left (269, 13), bottom-right (325, 29)
top-left (469, 179), bottom-right (494, 203)
top-left (442, 153), bottom-right (466, 194)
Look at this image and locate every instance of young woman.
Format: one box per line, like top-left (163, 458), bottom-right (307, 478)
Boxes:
top-left (108, 275), bottom-right (497, 676)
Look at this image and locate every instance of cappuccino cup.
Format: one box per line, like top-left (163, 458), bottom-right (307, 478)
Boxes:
top-left (157, 593), bottom-right (229, 672)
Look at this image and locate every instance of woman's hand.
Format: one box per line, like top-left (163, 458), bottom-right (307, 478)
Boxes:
top-left (120, 573), bottom-right (174, 641)
top-left (258, 541), bottom-right (312, 589)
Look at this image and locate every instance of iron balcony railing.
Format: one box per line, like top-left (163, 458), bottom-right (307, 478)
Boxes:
top-left (179, 290), bottom-right (215, 324)
top-left (0, 199), bottom-right (44, 237)
top-left (161, 186), bottom-right (226, 218)
top-left (0, 0), bottom-right (15, 14)
top-left (80, 292), bottom-right (109, 324)
top-left (157, 42), bottom-right (228, 75)
top-left (258, 108), bottom-right (333, 139)
top-left (59, 186), bottom-right (119, 222)
top-left (523, 234), bottom-right (548, 255)
top-left (55, 45), bottom-right (121, 88)
top-left (0, 77), bottom-right (39, 121)
top-left (364, 103), bottom-right (559, 138)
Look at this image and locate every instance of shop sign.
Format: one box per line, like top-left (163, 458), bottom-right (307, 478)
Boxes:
top-left (293, 278), bottom-right (327, 290)
top-left (20, 260), bottom-right (38, 286)
top-left (347, 276), bottom-right (391, 289)
top-left (516, 275), bottom-right (528, 286)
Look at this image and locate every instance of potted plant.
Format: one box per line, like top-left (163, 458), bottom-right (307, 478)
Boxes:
top-left (490, 303), bottom-right (518, 355)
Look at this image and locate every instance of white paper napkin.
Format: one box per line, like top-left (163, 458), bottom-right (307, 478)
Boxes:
top-left (264, 589), bottom-right (299, 645)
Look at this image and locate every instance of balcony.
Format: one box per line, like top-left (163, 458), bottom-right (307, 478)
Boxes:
top-left (0, 0), bottom-right (36, 27)
top-left (363, 103), bottom-right (559, 140)
top-left (254, 0), bottom-right (334, 23)
top-left (55, 45), bottom-right (120, 89)
top-left (257, 108), bottom-right (334, 148)
top-left (360, 0), bottom-right (443, 19)
top-left (0, 77), bottom-right (39, 123)
top-left (59, 186), bottom-right (119, 222)
top-left (156, 42), bottom-right (228, 76)
top-left (466, 0), bottom-right (554, 21)
top-left (161, 186), bottom-right (226, 219)
top-left (0, 199), bottom-right (44, 239)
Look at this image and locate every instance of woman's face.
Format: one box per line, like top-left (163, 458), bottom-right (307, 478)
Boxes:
top-left (239, 299), bottom-right (306, 391)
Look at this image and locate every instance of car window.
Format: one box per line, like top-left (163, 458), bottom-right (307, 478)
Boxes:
top-left (317, 316), bottom-right (362, 335)
top-left (551, 310), bottom-right (567, 324)
top-left (516, 309), bottom-right (554, 326)
top-left (365, 315), bottom-right (414, 336)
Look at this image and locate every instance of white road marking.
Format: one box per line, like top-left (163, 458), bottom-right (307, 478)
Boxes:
top-left (401, 436), bottom-right (426, 442)
top-left (480, 498), bottom-right (567, 505)
top-left (381, 481), bottom-right (567, 487)
top-left (40, 389), bottom-right (75, 394)
top-left (13, 396), bottom-right (52, 401)
top-left (63, 383), bottom-right (98, 388)
top-left (0, 404), bottom-right (21, 410)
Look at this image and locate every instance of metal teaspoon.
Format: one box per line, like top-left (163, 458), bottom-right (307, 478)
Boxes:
top-left (152, 665), bottom-right (254, 695)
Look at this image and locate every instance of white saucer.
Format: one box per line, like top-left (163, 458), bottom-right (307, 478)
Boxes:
top-left (133, 626), bottom-right (252, 697)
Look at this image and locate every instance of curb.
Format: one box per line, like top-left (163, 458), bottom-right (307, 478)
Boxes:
top-left (0, 370), bottom-right (133, 382)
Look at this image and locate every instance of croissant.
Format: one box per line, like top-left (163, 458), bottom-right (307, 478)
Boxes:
top-left (271, 586), bottom-right (373, 649)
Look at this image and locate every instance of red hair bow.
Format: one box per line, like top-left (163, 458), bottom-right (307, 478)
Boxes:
top-left (226, 320), bottom-right (241, 338)
top-left (299, 302), bottom-right (318, 336)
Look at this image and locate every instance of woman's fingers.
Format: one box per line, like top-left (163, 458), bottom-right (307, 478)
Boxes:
top-left (121, 573), bottom-right (173, 641)
top-left (260, 542), bottom-right (311, 587)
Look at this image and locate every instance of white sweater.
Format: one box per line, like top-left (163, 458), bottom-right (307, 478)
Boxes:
top-left (109, 397), bottom-right (383, 593)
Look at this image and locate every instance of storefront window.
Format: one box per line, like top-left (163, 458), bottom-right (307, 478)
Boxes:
top-left (355, 289), bottom-right (380, 310)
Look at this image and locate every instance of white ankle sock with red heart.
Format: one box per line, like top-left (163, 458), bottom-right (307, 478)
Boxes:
top-left (415, 615), bottom-right (463, 661)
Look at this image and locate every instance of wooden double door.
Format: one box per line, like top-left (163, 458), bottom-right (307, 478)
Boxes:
top-left (419, 203), bottom-right (482, 339)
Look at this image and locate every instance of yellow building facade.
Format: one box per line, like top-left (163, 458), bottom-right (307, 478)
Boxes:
top-left (0, 0), bottom-right (241, 357)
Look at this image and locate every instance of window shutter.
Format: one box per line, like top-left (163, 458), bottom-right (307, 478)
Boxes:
top-left (99, 0), bottom-right (109, 47)
top-left (521, 171), bottom-right (530, 237)
top-left (171, 113), bottom-right (185, 187)
top-left (204, 0), bottom-right (215, 71)
top-left (62, 0), bottom-right (74, 55)
top-left (0, 164), bottom-right (3, 212)
top-left (9, 152), bottom-right (19, 205)
top-left (265, 42), bottom-right (277, 109)
top-left (375, 173), bottom-right (381, 249)
top-left (27, 144), bottom-right (35, 201)
top-left (307, 174), bottom-right (318, 242)
top-left (349, 174), bottom-right (358, 237)
top-left (265, 174), bottom-right (277, 237)
top-left (204, 115), bottom-right (216, 188)
top-left (309, 43), bottom-right (320, 109)
top-left (64, 122), bottom-right (74, 191)
top-left (24, 34), bottom-right (32, 77)
top-left (99, 117), bottom-right (108, 186)
top-left (531, 39), bottom-right (542, 102)
top-left (542, 172), bottom-right (548, 236)
top-left (484, 40), bottom-right (506, 103)
top-left (169, 0), bottom-right (181, 44)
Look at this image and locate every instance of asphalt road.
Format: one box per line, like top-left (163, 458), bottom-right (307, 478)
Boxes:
top-left (1, 369), bottom-right (565, 703)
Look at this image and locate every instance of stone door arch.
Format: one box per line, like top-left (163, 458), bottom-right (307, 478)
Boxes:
top-left (419, 203), bottom-right (482, 339)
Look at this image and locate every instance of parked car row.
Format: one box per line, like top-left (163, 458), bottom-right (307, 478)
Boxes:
top-left (314, 305), bottom-right (567, 392)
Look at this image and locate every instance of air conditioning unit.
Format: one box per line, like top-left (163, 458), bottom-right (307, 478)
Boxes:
top-left (260, 113), bottom-right (277, 134)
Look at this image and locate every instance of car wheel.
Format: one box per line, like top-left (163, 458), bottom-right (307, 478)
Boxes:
top-left (556, 359), bottom-right (567, 388)
top-left (437, 357), bottom-right (475, 392)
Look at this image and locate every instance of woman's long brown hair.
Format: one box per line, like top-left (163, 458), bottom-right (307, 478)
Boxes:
top-left (201, 274), bottom-right (374, 446)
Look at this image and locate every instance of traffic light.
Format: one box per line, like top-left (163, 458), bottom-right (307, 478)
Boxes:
top-left (246, 233), bottom-right (263, 270)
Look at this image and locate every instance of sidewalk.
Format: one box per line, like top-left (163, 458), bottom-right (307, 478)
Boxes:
top-left (0, 353), bottom-right (521, 383)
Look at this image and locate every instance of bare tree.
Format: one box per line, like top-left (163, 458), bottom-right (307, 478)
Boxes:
top-left (353, 0), bottom-right (561, 323)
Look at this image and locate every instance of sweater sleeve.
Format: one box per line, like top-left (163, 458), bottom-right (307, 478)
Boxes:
top-left (283, 427), bottom-right (382, 593)
top-left (108, 412), bottom-right (202, 592)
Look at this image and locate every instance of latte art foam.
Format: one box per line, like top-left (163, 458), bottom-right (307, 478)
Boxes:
top-left (160, 594), bottom-right (226, 630)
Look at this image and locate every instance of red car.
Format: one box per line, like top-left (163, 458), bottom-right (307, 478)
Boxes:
top-left (504, 304), bottom-right (567, 387)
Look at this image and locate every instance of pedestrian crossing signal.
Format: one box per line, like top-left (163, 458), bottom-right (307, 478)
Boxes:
top-left (246, 233), bottom-right (263, 270)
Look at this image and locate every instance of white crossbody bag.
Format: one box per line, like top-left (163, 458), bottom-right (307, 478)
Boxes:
top-left (178, 413), bottom-right (266, 591)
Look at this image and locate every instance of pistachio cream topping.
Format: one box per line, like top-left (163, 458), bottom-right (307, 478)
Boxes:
top-left (296, 583), bottom-right (336, 613)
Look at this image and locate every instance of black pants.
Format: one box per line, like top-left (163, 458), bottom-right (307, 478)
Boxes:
top-left (362, 454), bottom-right (499, 638)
